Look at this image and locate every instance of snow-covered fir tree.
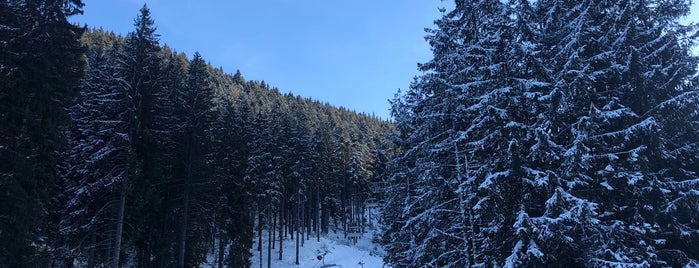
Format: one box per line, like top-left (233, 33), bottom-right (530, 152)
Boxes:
top-left (382, 0), bottom-right (699, 266)
top-left (538, 0), bottom-right (699, 265)
top-left (169, 52), bottom-right (219, 267)
top-left (212, 94), bottom-right (254, 267)
top-left (60, 37), bottom-right (130, 266)
top-left (0, 0), bottom-right (85, 265)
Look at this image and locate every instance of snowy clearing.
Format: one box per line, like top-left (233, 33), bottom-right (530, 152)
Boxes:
top-left (247, 229), bottom-right (385, 268)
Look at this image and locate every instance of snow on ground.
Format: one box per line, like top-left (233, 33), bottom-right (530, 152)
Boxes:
top-left (199, 225), bottom-right (386, 268)
top-left (247, 227), bottom-right (385, 268)
top-left (201, 205), bottom-right (387, 267)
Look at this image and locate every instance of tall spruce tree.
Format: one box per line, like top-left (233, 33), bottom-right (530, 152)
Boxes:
top-left (382, 0), bottom-right (546, 266)
top-left (60, 38), bottom-right (129, 266)
top-left (0, 0), bottom-right (85, 265)
top-left (114, 5), bottom-right (165, 267)
top-left (145, 47), bottom-right (189, 267)
top-left (538, 0), bottom-right (699, 265)
top-left (171, 52), bottom-right (218, 267)
top-left (383, 0), bottom-right (699, 266)
top-left (213, 94), bottom-right (253, 267)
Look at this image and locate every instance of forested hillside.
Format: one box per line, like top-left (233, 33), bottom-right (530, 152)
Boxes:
top-left (1, 2), bottom-right (392, 267)
top-left (381, 0), bottom-right (699, 267)
top-left (4, 0), bottom-right (699, 267)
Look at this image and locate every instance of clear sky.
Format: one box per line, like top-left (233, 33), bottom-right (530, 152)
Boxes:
top-left (72, 0), bottom-right (699, 120)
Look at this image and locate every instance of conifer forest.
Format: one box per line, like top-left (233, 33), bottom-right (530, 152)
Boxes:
top-left (1, 0), bottom-right (699, 267)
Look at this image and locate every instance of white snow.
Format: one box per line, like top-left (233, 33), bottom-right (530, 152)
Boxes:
top-left (246, 230), bottom-right (385, 268)
top-left (600, 181), bottom-right (614, 190)
top-left (200, 223), bottom-right (386, 268)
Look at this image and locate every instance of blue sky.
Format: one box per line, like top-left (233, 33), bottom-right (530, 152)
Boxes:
top-left (72, 0), bottom-right (699, 119)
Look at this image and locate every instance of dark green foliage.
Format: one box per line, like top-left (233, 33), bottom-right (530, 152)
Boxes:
top-left (169, 52), bottom-right (219, 267)
top-left (213, 95), bottom-right (254, 267)
top-left (60, 34), bottom-right (128, 266)
top-left (382, 0), bottom-right (699, 266)
top-left (118, 6), bottom-right (179, 267)
top-left (0, 0), bottom-right (85, 265)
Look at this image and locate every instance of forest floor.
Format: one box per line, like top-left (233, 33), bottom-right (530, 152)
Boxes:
top-left (198, 223), bottom-right (385, 267)
top-left (245, 225), bottom-right (386, 268)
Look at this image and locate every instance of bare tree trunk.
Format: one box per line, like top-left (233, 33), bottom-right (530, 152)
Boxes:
top-left (267, 211), bottom-right (272, 268)
top-left (177, 183), bottom-right (190, 268)
top-left (271, 212), bottom-right (276, 249)
top-left (361, 201), bottom-right (366, 233)
top-left (295, 202), bottom-right (300, 265)
top-left (217, 237), bottom-right (225, 268)
top-left (288, 205), bottom-right (293, 240)
top-left (112, 175), bottom-right (127, 268)
top-left (281, 189), bottom-right (286, 240)
top-left (321, 201), bottom-right (329, 235)
top-left (278, 209), bottom-right (283, 260)
top-left (300, 203), bottom-right (305, 247)
top-left (455, 143), bottom-right (473, 267)
top-left (367, 203), bottom-right (371, 229)
top-left (342, 198), bottom-right (347, 239)
top-left (317, 182), bottom-right (321, 242)
top-left (258, 209), bottom-right (263, 268)
top-left (306, 201), bottom-right (311, 240)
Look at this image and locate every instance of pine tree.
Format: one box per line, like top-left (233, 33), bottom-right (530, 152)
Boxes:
top-left (113, 5), bottom-right (165, 267)
top-left (60, 38), bottom-right (129, 266)
top-left (146, 47), bottom-right (189, 267)
top-left (170, 52), bottom-right (218, 267)
top-left (384, 0), bottom-right (699, 266)
top-left (382, 0), bottom-right (547, 265)
top-left (539, 0), bottom-right (699, 265)
top-left (0, 0), bottom-right (85, 265)
top-left (213, 94), bottom-right (253, 267)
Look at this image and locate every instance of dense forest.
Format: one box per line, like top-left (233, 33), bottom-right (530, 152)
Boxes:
top-left (1, 1), bottom-right (392, 267)
top-left (381, 0), bottom-right (699, 267)
top-left (3, 0), bottom-right (699, 268)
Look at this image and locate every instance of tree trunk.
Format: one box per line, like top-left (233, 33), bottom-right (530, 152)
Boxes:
top-left (112, 175), bottom-right (127, 268)
top-left (455, 143), bottom-right (473, 267)
top-left (321, 202), bottom-right (329, 235)
top-left (361, 202), bottom-right (366, 233)
top-left (178, 157), bottom-right (193, 268)
top-left (367, 204), bottom-right (371, 229)
top-left (317, 182), bottom-right (321, 242)
top-left (278, 209), bottom-right (283, 260)
top-left (267, 211), bottom-right (272, 268)
top-left (217, 237), bottom-right (225, 268)
top-left (177, 183), bottom-right (190, 268)
top-left (306, 201), bottom-right (311, 241)
top-left (288, 205), bottom-right (293, 240)
top-left (343, 204), bottom-right (347, 239)
top-left (300, 203), bottom-right (305, 247)
top-left (271, 212), bottom-right (276, 249)
top-left (258, 209), bottom-right (263, 268)
top-left (280, 189), bottom-right (285, 241)
top-left (295, 202), bottom-right (300, 265)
